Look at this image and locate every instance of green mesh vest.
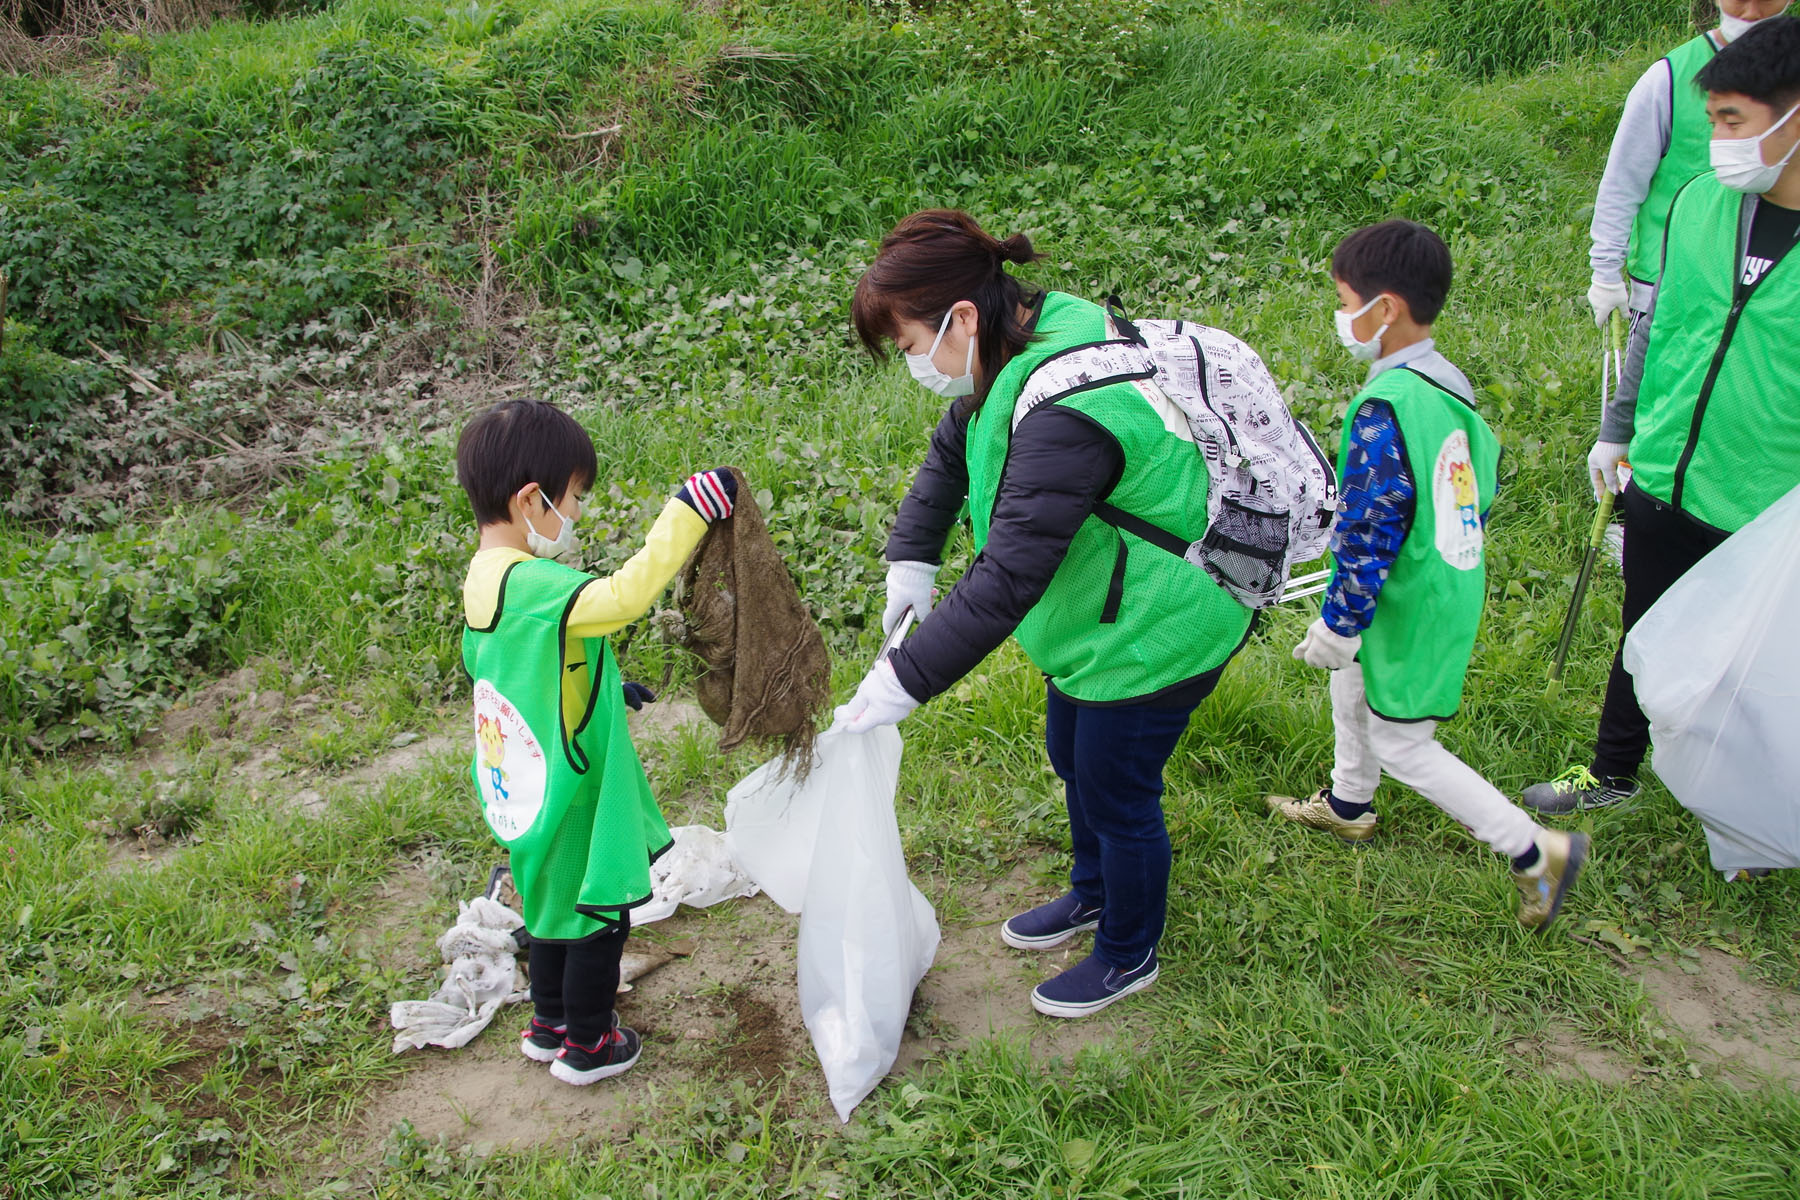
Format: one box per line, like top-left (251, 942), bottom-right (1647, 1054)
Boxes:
top-left (462, 558), bottom-right (672, 941)
top-left (1628, 33), bottom-right (1718, 285)
top-left (1337, 367), bottom-right (1500, 722)
top-left (1629, 180), bottom-right (1800, 533)
top-left (964, 292), bottom-right (1252, 703)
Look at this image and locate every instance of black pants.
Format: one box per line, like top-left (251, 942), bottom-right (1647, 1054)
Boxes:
top-left (1590, 483), bottom-right (1729, 779)
top-left (527, 914), bottom-right (629, 1048)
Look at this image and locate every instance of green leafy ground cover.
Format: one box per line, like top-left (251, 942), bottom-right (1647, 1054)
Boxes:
top-left (4, 0), bottom-right (1800, 1196)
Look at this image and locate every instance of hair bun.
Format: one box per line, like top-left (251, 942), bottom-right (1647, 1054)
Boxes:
top-left (995, 232), bottom-right (1041, 266)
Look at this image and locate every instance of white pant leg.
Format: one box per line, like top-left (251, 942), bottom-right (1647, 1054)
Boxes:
top-left (1328, 664), bottom-right (1382, 807)
top-left (1364, 714), bottom-right (1541, 859)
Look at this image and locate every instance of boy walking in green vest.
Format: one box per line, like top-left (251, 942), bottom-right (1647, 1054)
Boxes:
top-left (1526, 17), bottom-right (1800, 816)
top-left (1266, 221), bottom-right (1589, 932)
top-left (456, 399), bottom-right (735, 1084)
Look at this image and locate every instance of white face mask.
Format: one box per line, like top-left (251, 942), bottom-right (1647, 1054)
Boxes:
top-left (1719, 4), bottom-right (1788, 40)
top-left (905, 307), bottom-right (976, 398)
top-left (1711, 100), bottom-right (1800, 193)
top-left (1334, 293), bottom-right (1389, 364)
top-left (523, 494), bottom-right (577, 559)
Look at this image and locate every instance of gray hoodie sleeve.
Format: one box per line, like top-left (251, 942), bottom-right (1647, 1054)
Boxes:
top-left (1589, 59), bottom-right (1674, 281)
top-left (1600, 295), bottom-right (1656, 443)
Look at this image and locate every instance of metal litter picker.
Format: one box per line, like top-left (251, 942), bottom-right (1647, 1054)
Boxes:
top-left (1547, 310), bottom-right (1626, 695)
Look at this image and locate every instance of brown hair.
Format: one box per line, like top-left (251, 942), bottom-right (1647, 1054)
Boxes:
top-left (851, 209), bottom-right (1044, 398)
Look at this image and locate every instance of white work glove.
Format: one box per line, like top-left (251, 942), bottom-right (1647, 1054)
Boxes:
top-left (1586, 440), bottom-right (1629, 501)
top-left (1586, 276), bottom-right (1630, 329)
top-left (1292, 617), bottom-right (1361, 671)
top-left (882, 560), bottom-right (938, 635)
top-left (831, 659), bottom-right (920, 734)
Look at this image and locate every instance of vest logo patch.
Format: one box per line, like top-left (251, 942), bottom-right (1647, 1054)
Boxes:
top-left (1432, 430), bottom-right (1484, 571)
top-left (472, 680), bottom-right (547, 842)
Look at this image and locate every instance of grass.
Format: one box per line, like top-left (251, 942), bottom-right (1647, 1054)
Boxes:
top-left (5, 0), bottom-right (1800, 1196)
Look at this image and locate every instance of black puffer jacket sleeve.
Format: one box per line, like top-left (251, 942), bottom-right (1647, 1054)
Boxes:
top-left (887, 403), bottom-right (1124, 703)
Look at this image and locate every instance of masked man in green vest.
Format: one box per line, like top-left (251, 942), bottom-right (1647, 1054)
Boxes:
top-left (1266, 221), bottom-right (1590, 932)
top-left (1529, 16), bottom-right (1800, 814)
top-left (457, 398), bottom-right (736, 1084)
top-left (1584, 1), bottom-right (1789, 333)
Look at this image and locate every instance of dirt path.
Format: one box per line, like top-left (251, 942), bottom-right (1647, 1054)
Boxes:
top-left (350, 862), bottom-right (1150, 1153)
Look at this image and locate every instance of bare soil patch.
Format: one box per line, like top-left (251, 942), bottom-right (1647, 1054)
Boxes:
top-left (902, 864), bottom-right (1151, 1071)
top-left (346, 850), bottom-right (458, 976)
top-left (626, 698), bottom-right (711, 743)
top-left (350, 895), bottom-right (801, 1153)
top-left (99, 825), bottom-right (185, 873)
top-left (100, 1013), bottom-right (297, 1134)
top-left (143, 666), bottom-right (278, 759)
top-left (1638, 948), bottom-right (1800, 1089)
top-left (1508, 1027), bottom-right (1636, 1086)
top-left (1504, 947), bottom-right (1800, 1090)
top-left (346, 860), bottom-right (1145, 1154)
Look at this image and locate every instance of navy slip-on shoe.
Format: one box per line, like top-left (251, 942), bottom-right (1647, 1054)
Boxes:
top-left (1001, 892), bottom-right (1103, 950)
top-left (1030, 950), bottom-right (1159, 1019)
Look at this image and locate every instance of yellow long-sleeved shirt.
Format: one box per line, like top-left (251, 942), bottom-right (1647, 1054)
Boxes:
top-left (462, 499), bottom-right (707, 727)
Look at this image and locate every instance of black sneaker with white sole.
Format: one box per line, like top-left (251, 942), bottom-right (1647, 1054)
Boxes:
top-left (1030, 950), bottom-right (1159, 1019)
top-left (550, 1021), bottom-right (641, 1086)
top-left (1001, 892), bottom-right (1103, 950)
top-left (520, 1017), bottom-right (566, 1064)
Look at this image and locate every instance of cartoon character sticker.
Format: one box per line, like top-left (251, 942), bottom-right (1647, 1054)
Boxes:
top-left (471, 680), bottom-right (547, 842)
top-left (1432, 430), bottom-right (1484, 571)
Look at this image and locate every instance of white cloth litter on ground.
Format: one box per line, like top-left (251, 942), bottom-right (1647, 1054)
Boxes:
top-left (390, 829), bottom-right (757, 1051)
top-left (390, 896), bottom-right (529, 1052)
top-left (636, 824), bottom-right (761, 924)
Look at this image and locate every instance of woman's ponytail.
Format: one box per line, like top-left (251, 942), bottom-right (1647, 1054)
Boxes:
top-left (995, 231), bottom-right (1041, 268)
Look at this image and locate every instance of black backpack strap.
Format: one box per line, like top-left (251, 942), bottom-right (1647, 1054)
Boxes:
top-left (1103, 294), bottom-right (1146, 346)
top-left (1012, 341), bottom-right (1157, 430)
top-left (1092, 500), bottom-right (1188, 558)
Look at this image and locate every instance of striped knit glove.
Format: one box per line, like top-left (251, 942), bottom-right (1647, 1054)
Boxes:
top-left (675, 469), bottom-right (737, 522)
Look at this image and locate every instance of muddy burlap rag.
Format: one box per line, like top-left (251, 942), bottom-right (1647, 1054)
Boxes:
top-left (665, 467), bottom-right (830, 759)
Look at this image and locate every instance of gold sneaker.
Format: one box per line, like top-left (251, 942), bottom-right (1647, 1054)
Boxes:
top-left (1514, 828), bottom-right (1590, 933)
top-left (1264, 787), bottom-right (1378, 844)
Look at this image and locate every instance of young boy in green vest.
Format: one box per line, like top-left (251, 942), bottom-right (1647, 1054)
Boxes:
top-left (1526, 16), bottom-right (1800, 816)
top-left (1265, 220), bottom-right (1590, 932)
top-left (455, 398), bottom-right (735, 1085)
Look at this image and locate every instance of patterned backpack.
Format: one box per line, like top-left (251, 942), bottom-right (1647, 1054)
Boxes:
top-left (1011, 299), bottom-right (1338, 608)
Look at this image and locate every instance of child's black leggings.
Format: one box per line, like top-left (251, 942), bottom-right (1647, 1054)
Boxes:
top-left (528, 914), bottom-right (630, 1048)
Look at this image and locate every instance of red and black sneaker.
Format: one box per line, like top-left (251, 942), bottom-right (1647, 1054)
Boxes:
top-left (549, 1019), bottom-right (642, 1086)
top-left (520, 1017), bottom-right (566, 1064)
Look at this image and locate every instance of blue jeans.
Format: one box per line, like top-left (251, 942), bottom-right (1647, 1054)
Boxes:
top-left (1044, 688), bottom-right (1199, 969)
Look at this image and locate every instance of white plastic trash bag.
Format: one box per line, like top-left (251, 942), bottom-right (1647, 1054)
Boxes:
top-left (391, 896), bottom-right (529, 1052)
top-left (1625, 482), bottom-right (1800, 873)
top-left (796, 725), bottom-right (941, 1121)
top-left (724, 744), bottom-right (838, 914)
top-left (636, 824), bottom-right (761, 924)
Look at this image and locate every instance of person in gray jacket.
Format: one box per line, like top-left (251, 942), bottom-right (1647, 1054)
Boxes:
top-left (1585, 1), bottom-right (1789, 329)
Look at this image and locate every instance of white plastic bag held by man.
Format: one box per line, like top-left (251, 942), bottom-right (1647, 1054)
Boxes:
top-left (1625, 483), bottom-right (1800, 875)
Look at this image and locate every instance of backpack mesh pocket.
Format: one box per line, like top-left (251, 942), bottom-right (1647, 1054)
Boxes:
top-left (1195, 497), bottom-right (1290, 605)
